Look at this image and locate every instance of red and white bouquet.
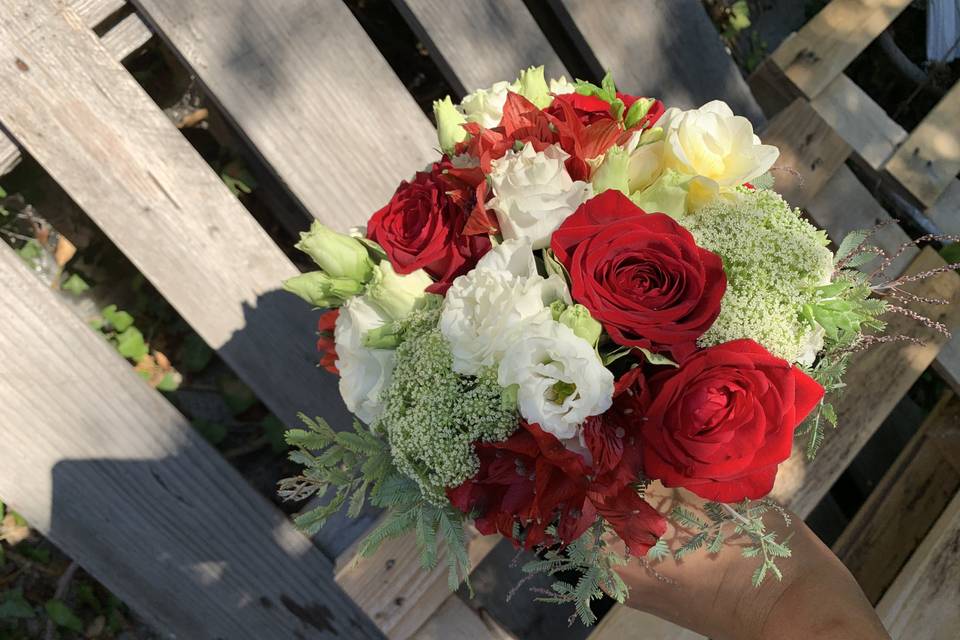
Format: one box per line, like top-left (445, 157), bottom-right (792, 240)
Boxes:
top-left (280, 67), bottom-right (946, 623)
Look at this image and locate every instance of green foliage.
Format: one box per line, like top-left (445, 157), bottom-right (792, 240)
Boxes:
top-left (796, 351), bottom-right (848, 458)
top-left (802, 274), bottom-right (887, 346)
top-left (941, 242), bottom-right (960, 265)
top-left (115, 326), bottom-right (149, 360)
top-left (522, 521), bottom-right (630, 626)
top-left (0, 589), bottom-right (34, 620)
top-left (101, 304), bottom-right (134, 332)
top-left (181, 333), bottom-right (214, 372)
top-left (218, 376), bottom-right (257, 415)
top-left (279, 413), bottom-right (474, 590)
top-left (573, 72), bottom-right (627, 122)
top-left (44, 599), bottom-right (83, 633)
top-left (669, 499), bottom-right (793, 587)
top-left (261, 415), bottom-right (288, 453)
top-left (60, 273), bottom-right (90, 296)
top-left (220, 158), bottom-right (257, 197)
top-left (16, 239), bottom-right (42, 268)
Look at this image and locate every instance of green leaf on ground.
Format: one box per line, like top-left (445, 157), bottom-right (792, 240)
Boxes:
top-left (45, 599), bottom-right (83, 632)
top-left (0, 588), bottom-right (35, 620)
top-left (155, 372), bottom-right (180, 392)
top-left (17, 239), bottom-right (43, 267)
top-left (115, 327), bottom-right (148, 361)
top-left (219, 377), bottom-right (257, 415)
top-left (61, 273), bottom-right (90, 296)
top-left (101, 304), bottom-right (135, 332)
top-left (182, 333), bottom-right (214, 372)
top-left (192, 419), bottom-right (228, 445)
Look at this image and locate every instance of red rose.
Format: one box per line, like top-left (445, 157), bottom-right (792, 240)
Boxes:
top-left (551, 190), bottom-right (726, 358)
top-left (316, 310), bottom-right (338, 375)
top-left (641, 339), bottom-right (825, 502)
top-left (367, 162), bottom-right (490, 294)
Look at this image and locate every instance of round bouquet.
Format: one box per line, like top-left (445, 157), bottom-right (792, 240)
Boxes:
top-left (280, 67), bottom-right (947, 624)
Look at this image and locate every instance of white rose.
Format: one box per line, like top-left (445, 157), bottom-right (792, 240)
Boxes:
top-left (488, 143), bottom-right (592, 249)
top-left (659, 100), bottom-right (778, 188)
top-left (460, 80), bottom-right (515, 128)
top-left (334, 296), bottom-right (394, 425)
top-left (440, 239), bottom-right (569, 375)
top-left (498, 321), bottom-right (614, 440)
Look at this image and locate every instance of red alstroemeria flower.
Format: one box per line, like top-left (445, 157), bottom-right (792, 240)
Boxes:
top-left (316, 309), bottom-right (338, 375)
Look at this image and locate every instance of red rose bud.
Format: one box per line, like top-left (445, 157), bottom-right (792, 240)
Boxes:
top-left (367, 162), bottom-right (491, 294)
top-left (551, 189), bottom-right (726, 359)
top-left (640, 339), bottom-right (825, 502)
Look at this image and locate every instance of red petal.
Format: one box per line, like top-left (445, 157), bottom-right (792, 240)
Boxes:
top-left (589, 487), bottom-right (667, 557)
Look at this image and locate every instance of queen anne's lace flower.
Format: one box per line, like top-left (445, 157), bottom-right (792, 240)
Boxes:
top-left (682, 188), bottom-right (833, 363)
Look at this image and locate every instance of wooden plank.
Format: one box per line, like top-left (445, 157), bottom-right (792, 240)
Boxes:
top-left (876, 489), bottom-right (960, 639)
top-left (0, 1), bottom-right (348, 424)
top-left (926, 177), bottom-right (960, 236)
top-left (68, 0), bottom-right (125, 25)
top-left (885, 82), bottom-right (960, 208)
top-left (770, 0), bottom-right (911, 99)
top-left (549, 0), bottom-right (766, 126)
top-left (759, 98), bottom-right (851, 209)
top-left (772, 247), bottom-right (960, 516)
top-left (807, 164), bottom-right (919, 277)
top-left (100, 10), bottom-right (152, 60)
top-left (412, 595), bottom-right (514, 640)
top-left (130, 0), bottom-right (438, 231)
top-left (747, 58), bottom-right (804, 117)
top-left (811, 73), bottom-right (908, 170)
top-left (393, 0), bottom-right (566, 95)
top-left (334, 523), bottom-right (499, 640)
top-left (589, 248), bottom-right (960, 640)
top-left (832, 392), bottom-right (960, 604)
top-left (0, 245), bottom-right (379, 639)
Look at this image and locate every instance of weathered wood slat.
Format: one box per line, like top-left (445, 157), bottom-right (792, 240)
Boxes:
top-left (549, 0), bottom-right (765, 125)
top-left (756, 98), bottom-right (851, 209)
top-left (68, 0), bottom-right (125, 25)
top-left (770, 0), bottom-right (911, 99)
top-left (393, 0), bottom-right (566, 95)
top-left (811, 73), bottom-right (908, 170)
top-left (334, 522), bottom-right (499, 640)
top-left (588, 248), bottom-right (960, 639)
top-left (0, 0), bottom-right (348, 428)
top-left (130, 0), bottom-right (438, 231)
top-left (99, 9), bottom-right (152, 59)
top-left (0, 244), bottom-right (380, 639)
top-left (885, 81), bottom-right (960, 208)
top-left (832, 392), bottom-right (960, 604)
top-left (927, 178), bottom-right (960, 236)
top-left (412, 594), bottom-right (514, 640)
top-left (876, 489), bottom-right (960, 639)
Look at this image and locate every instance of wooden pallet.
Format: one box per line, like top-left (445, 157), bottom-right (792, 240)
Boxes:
top-left (1, 0), bottom-right (956, 638)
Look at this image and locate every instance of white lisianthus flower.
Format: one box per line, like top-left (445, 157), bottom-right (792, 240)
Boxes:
top-left (365, 261), bottom-right (432, 321)
top-left (440, 238), bottom-right (569, 375)
top-left (498, 321), bottom-right (614, 440)
top-left (335, 296), bottom-right (395, 424)
top-left (659, 100), bottom-right (778, 188)
top-left (460, 80), bottom-right (515, 128)
top-left (489, 143), bottom-right (592, 249)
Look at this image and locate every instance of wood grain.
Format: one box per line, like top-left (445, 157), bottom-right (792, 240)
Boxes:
top-left (100, 9), bottom-right (152, 59)
top-left (885, 81), bottom-right (960, 208)
top-left (877, 489), bottom-right (960, 639)
top-left (926, 177), bottom-right (960, 236)
top-left (811, 73), bottom-right (908, 170)
top-left (589, 248), bottom-right (960, 640)
top-left (773, 248), bottom-right (960, 516)
top-left (833, 392), bottom-right (960, 604)
top-left (68, 0), bottom-right (124, 25)
top-left (412, 594), bottom-right (514, 640)
top-left (0, 244), bottom-right (379, 639)
top-left (0, 0), bottom-right (349, 423)
top-left (393, 0), bottom-right (566, 96)
top-left (770, 0), bottom-right (911, 99)
top-left (130, 0), bottom-right (439, 231)
top-left (334, 522), bottom-right (499, 640)
top-left (549, 0), bottom-right (765, 126)
top-left (758, 98), bottom-right (851, 209)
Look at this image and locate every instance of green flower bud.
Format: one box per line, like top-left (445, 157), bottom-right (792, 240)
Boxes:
top-left (295, 221), bottom-right (374, 283)
top-left (630, 169), bottom-right (691, 218)
top-left (366, 261), bottom-right (433, 321)
top-left (283, 271), bottom-right (364, 308)
top-left (433, 96), bottom-right (468, 155)
top-left (624, 98), bottom-right (656, 129)
top-left (549, 299), bottom-right (567, 322)
top-left (558, 304), bottom-right (602, 346)
top-left (516, 65), bottom-right (551, 108)
top-left (363, 323), bottom-right (402, 349)
top-left (591, 145), bottom-right (630, 196)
